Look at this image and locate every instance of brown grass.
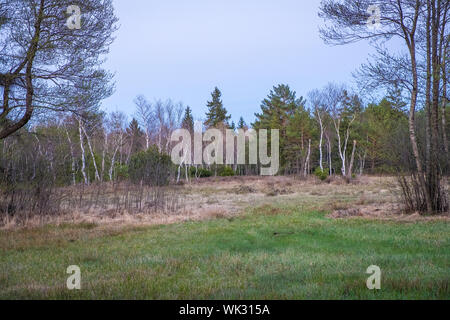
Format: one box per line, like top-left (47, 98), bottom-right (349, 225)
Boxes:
top-left (2, 175), bottom-right (447, 230)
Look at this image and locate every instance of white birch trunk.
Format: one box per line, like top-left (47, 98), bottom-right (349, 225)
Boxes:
top-left (78, 120), bottom-right (88, 185)
top-left (81, 123), bottom-right (100, 182)
top-left (348, 140), bottom-right (357, 179)
top-left (65, 126), bottom-right (76, 185)
top-left (304, 139), bottom-right (311, 177)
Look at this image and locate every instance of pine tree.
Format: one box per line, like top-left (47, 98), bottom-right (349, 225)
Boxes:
top-left (182, 106), bottom-right (194, 133)
top-left (205, 87), bottom-right (231, 128)
top-left (127, 118), bottom-right (144, 155)
top-left (230, 121), bottom-right (236, 130)
top-left (386, 83), bottom-right (407, 112)
top-left (253, 84), bottom-right (306, 169)
top-left (238, 117), bottom-right (246, 129)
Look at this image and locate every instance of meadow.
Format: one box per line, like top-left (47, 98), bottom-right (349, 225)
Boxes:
top-left (0, 176), bottom-right (448, 299)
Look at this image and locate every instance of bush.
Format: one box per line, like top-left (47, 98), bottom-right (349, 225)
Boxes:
top-left (197, 168), bottom-right (213, 178)
top-left (314, 167), bottom-right (328, 181)
top-left (128, 146), bottom-right (173, 186)
top-left (189, 166), bottom-right (212, 178)
top-left (114, 164), bottom-right (129, 181)
top-left (218, 166), bottom-right (235, 177)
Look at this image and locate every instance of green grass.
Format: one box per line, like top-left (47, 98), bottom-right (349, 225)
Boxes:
top-left (0, 206), bottom-right (449, 299)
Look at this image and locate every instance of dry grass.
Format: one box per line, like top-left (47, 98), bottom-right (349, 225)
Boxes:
top-left (1, 175), bottom-right (448, 230)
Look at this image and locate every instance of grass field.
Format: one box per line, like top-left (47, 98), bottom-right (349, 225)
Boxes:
top-left (1, 196), bottom-right (449, 299)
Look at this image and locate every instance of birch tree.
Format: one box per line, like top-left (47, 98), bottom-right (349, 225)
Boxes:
top-left (308, 89), bottom-right (327, 171)
top-left (319, 0), bottom-right (448, 212)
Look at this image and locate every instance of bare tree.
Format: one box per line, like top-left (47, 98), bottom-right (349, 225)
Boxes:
top-left (107, 111), bottom-right (127, 181)
top-left (77, 118), bottom-right (88, 185)
top-left (80, 119), bottom-right (101, 182)
top-left (322, 83), bottom-right (357, 176)
top-left (348, 140), bottom-right (358, 179)
top-left (62, 119), bottom-right (77, 186)
top-left (134, 95), bottom-right (155, 150)
top-left (319, 0), bottom-right (448, 213)
top-left (308, 89), bottom-right (327, 171)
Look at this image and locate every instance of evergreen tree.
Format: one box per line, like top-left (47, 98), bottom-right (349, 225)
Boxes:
top-left (286, 104), bottom-right (314, 175)
top-left (182, 106), bottom-right (194, 133)
top-left (253, 84), bottom-right (306, 169)
top-left (238, 117), bottom-right (246, 129)
top-left (205, 87), bottom-right (231, 128)
top-left (363, 98), bottom-right (408, 173)
top-left (386, 83), bottom-right (407, 112)
top-left (127, 118), bottom-right (144, 155)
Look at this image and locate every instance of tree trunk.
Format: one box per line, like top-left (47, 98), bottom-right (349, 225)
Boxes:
top-left (78, 121), bottom-right (88, 185)
top-left (101, 130), bottom-right (108, 182)
top-left (408, 39), bottom-right (432, 213)
top-left (317, 111), bottom-right (324, 170)
top-left (109, 147), bottom-right (119, 182)
top-left (429, 0), bottom-right (444, 211)
top-left (65, 126), bottom-right (76, 186)
top-left (442, 46), bottom-right (448, 156)
top-left (326, 134), bottom-right (332, 176)
top-left (348, 140), bottom-right (357, 179)
top-left (0, 0), bottom-right (45, 139)
top-left (81, 122), bottom-right (100, 182)
top-left (304, 139), bottom-right (311, 177)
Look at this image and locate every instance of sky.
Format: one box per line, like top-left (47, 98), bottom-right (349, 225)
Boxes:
top-left (102, 0), bottom-right (380, 125)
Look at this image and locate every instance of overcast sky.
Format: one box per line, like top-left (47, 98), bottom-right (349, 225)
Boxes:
top-left (103, 0), bottom-right (381, 124)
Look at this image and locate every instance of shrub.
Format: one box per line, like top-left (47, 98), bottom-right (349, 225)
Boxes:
top-left (189, 166), bottom-right (212, 178)
top-left (197, 168), bottom-right (212, 178)
top-left (314, 167), bottom-right (328, 181)
top-left (114, 164), bottom-right (129, 181)
top-left (218, 166), bottom-right (235, 177)
top-left (128, 146), bottom-right (173, 186)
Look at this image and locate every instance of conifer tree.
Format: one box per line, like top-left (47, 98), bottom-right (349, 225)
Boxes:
top-left (253, 84), bottom-right (306, 169)
top-left (205, 87), bottom-right (231, 128)
top-left (238, 117), bottom-right (246, 129)
top-left (182, 106), bottom-right (194, 133)
top-left (127, 118), bottom-right (144, 155)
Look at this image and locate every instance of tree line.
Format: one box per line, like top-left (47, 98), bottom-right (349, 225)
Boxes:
top-left (1, 82), bottom-right (445, 183)
top-left (0, 0), bottom-right (448, 214)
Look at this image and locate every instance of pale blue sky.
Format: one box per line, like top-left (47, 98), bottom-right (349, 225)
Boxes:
top-left (102, 0), bottom-right (379, 124)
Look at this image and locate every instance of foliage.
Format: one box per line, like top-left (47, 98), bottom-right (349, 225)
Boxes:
top-left (218, 166), bottom-right (235, 177)
top-left (0, 0), bottom-right (118, 139)
top-left (128, 147), bottom-right (173, 186)
top-left (314, 167), bottom-right (328, 181)
top-left (189, 167), bottom-right (213, 178)
top-left (127, 118), bottom-right (144, 154)
top-left (253, 84), bottom-right (307, 170)
top-left (205, 87), bottom-right (231, 128)
top-left (182, 106), bottom-right (194, 132)
top-left (114, 164), bottom-right (129, 181)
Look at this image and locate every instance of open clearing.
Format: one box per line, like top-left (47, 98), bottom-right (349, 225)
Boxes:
top-left (0, 176), bottom-right (449, 299)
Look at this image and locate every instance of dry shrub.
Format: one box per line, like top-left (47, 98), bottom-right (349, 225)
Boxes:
top-left (398, 174), bottom-right (448, 214)
top-left (0, 182), bottom-right (184, 227)
top-left (328, 201), bottom-right (350, 211)
top-left (202, 207), bottom-right (230, 219)
top-left (233, 185), bottom-right (256, 194)
top-left (254, 204), bottom-right (285, 216)
top-left (309, 189), bottom-right (325, 196)
top-left (264, 183), bottom-right (293, 197)
top-left (329, 208), bottom-right (363, 218)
